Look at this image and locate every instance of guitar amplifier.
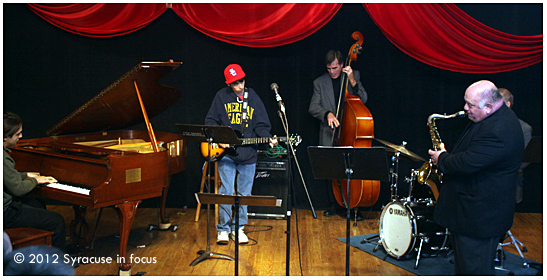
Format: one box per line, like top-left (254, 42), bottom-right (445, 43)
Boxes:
top-left (248, 153), bottom-right (289, 219)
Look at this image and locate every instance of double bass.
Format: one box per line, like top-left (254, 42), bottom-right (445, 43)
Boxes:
top-left (331, 32), bottom-right (380, 209)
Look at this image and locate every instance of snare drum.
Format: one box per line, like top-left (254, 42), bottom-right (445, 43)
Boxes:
top-left (379, 200), bottom-right (449, 258)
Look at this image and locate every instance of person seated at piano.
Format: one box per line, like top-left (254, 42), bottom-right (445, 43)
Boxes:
top-left (205, 64), bottom-right (278, 245)
top-left (3, 112), bottom-right (66, 251)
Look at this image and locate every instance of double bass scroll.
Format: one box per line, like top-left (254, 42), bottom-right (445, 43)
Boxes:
top-left (331, 31), bottom-right (380, 209)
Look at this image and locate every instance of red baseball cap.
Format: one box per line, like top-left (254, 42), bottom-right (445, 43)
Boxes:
top-left (224, 64), bottom-right (246, 84)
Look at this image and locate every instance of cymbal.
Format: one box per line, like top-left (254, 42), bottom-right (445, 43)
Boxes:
top-left (375, 139), bottom-right (426, 162)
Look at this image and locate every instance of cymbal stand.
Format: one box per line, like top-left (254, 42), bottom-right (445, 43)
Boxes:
top-left (190, 138), bottom-right (234, 266)
top-left (389, 151), bottom-right (401, 201)
top-left (404, 170), bottom-right (418, 202)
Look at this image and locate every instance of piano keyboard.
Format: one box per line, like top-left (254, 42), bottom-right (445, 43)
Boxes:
top-left (46, 182), bottom-right (90, 196)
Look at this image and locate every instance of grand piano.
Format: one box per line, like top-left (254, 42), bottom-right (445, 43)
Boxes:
top-left (9, 61), bottom-right (187, 275)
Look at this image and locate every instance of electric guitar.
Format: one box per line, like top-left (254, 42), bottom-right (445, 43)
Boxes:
top-left (200, 134), bottom-right (302, 160)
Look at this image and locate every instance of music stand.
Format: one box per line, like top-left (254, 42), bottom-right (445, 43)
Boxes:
top-left (176, 124), bottom-right (241, 266)
top-left (176, 124), bottom-right (242, 148)
top-left (308, 146), bottom-right (389, 276)
top-left (195, 193), bottom-right (280, 275)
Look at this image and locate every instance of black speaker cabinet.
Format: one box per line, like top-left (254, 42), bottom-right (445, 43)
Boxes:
top-left (248, 154), bottom-right (288, 219)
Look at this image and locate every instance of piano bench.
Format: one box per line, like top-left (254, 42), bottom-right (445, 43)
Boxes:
top-left (5, 227), bottom-right (53, 250)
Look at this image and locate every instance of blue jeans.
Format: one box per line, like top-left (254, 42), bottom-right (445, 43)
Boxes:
top-left (216, 157), bottom-right (256, 233)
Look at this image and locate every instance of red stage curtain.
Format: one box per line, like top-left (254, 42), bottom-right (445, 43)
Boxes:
top-left (27, 3), bottom-right (167, 37)
top-left (26, 4), bottom-right (542, 72)
top-left (363, 3), bottom-right (543, 73)
top-left (171, 3), bottom-right (342, 47)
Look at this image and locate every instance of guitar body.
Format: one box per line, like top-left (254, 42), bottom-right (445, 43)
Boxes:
top-left (200, 134), bottom-right (301, 160)
top-left (200, 142), bottom-right (237, 160)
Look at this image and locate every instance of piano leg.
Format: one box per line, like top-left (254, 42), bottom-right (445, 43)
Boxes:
top-left (147, 177), bottom-right (178, 232)
top-left (159, 182), bottom-right (171, 229)
top-left (115, 200), bottom-right (141, 276)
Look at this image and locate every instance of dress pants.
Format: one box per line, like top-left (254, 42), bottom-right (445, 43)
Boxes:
top-left (451, 232), bottom-right (499, 275)
top-left (4, 198), bottom-right (66, 251)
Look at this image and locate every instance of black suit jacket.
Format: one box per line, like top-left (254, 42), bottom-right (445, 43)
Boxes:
top-left (434, 104), bottom-right (524, 238)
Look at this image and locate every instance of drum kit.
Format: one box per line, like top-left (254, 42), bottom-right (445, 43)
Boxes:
top-left (367, 139), bottom-right (451, 269)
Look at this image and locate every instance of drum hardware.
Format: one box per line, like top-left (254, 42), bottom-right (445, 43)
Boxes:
top-left (404, 169), bottom-right (419, 202)
top-left (414, 236), bottom-right (427, 269)
top-left (375, 139), bottom-right (426, 201)
top-left (389, 150), bottom-right (401, 201)
top-left (412, 229), bottom-right (451, 268)
top-left (412, 215), bottom-right (427, 221)
top-left (501, 230), bottom-right (528, 267)
top-left (376, 139), bottom-right (426, 162)
top-left (496, 229), bottom-right (529, 274)
top-left (409, 199), bottom-right (435, 207)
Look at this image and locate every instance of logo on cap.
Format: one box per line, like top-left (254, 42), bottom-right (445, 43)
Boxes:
top-left (224, 64), bottom-right (245, 84)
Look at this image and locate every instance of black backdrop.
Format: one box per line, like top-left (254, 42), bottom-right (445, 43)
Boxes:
top-left (3, 4), bottom-right (542, 213)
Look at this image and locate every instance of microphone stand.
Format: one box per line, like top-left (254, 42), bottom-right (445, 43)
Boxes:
top-left (277, 108), bottom-right (292, 276)
top-left (273, 86), bottom-right (317, 276)
top-left (275, 97), bottom-right (316, 219)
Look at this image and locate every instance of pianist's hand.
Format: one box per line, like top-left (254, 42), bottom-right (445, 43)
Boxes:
top-left (26, 172), bottom-right (41, 178)
top-left (270, 135), bottom-right (278, 148)
top-left (35, 176), bottom-right (57, 185)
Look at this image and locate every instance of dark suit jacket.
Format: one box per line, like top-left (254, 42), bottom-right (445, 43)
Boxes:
top-left (308, 71), bottom-right (367, 146)
top-left (434, 104), bottom-right (524, 238)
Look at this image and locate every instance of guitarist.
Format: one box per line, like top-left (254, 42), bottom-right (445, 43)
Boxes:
top-left (205, 64), bottom-right (277, 245)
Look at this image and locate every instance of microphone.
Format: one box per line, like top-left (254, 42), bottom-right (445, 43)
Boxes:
top-left (270, 83), bottom-right (285, 112)
top-left (271, 83), bottom-right (282, 102)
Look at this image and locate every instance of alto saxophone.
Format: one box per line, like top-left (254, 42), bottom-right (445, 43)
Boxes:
top-left (416, 111), bottom-right (467, 184)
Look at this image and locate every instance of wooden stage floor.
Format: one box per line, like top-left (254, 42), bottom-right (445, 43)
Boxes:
top-left (49, 205), bottom-right (543, 276)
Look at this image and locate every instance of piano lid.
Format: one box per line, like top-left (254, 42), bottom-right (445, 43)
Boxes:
top-left (46, 61), bottom-right (182, 136)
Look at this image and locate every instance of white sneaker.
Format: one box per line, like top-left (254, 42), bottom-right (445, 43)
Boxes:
top-left (230, 228), bottom-right (249, 244)
top-left (217, 231), bottom-right (229, 245)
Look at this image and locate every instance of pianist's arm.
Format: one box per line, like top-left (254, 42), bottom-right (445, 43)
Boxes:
top-left (3, 149), bottom-right (56, 203)
top-left (4, 149), bottom-right (38, 196)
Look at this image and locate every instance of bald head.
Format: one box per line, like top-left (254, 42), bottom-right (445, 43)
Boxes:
top-left (466, 80), bottom-right (502, 108)
top-left (464, 80), bottom-right (504, 123)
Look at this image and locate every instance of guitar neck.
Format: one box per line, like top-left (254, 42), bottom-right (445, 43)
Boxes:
top-left (240, 137), bottom-right (286, 145)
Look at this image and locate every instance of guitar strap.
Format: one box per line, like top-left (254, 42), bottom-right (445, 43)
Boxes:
top-left (240, 88), bottom-right (249, 137)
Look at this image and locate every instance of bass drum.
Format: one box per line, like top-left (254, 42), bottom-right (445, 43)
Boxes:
top-left (379, 200), bottom-right (449, 258)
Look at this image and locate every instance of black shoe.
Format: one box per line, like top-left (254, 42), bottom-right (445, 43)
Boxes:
top-left (324, 207), bottom-right (337, 217)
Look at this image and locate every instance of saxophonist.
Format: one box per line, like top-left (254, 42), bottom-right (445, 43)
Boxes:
top-left (428, 80), bottom-right (524, 275)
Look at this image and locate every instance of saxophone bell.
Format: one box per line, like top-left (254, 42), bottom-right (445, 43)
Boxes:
top-left (416, 160), bottom-right (432, 185)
